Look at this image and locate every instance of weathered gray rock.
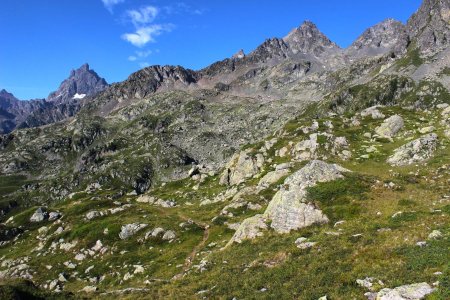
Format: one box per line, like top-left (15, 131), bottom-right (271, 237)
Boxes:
top-left (227, 215), bottom-right (267, 245)
top-left (374, 282), bottom-right (434, 300)
top-left (428, 230), bottom-right (443, 240)
top-left (361, 106), bottom-right (385, 119)
top-left (258, 169), bottom-right (290, 188)
top-left (162, 230), bottom-right (176, 241)
top-left (387, 134), bottom-right (438, 166)
top-left (29, 207), bottom-right (49, 222)
top-left (220, 150), bottom-right (264, 186)
top-left (292, 134), bottom-right (319, 161)
top-left (119, 223), bottom-right (148, 240)
top-left (48, 212), bottom-right (62, 221)
top-left (86, 210), bottom-right (101, 220)
top-left (375, 115), bottom-right (404, 139)
top-left (295, 237), bottom-right (317, 249)
top-left (264, 160), bottom-right (348, 233)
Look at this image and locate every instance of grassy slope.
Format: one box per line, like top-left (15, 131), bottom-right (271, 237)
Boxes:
top-left (0, 106), bottom-right (449, 299)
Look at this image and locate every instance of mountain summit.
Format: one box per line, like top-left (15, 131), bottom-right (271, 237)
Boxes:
top-left (47, 63), bottom-right (108, 104)
top-left (283, 21), bottom-right (340, 56)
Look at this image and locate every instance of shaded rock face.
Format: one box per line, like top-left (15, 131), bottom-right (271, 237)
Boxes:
top-left (47, 64), bottom-right (108, 105)
top-left (407, 0), bottom-right (450, 55)
top-left (264, 160), bottom-right (348, 233)
top-left (387, 133), bottom-right (438, 166)
top-left (347, 19), bottom-right (410, 58)
top-left (0, 90), bottom-right (46, 134)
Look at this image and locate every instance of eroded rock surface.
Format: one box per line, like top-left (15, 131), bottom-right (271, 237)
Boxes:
top-left (387, 134), bottom-right (438, 166)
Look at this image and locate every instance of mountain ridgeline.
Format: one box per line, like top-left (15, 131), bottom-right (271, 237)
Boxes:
top-left (0, 1), bottom-right (449, 298)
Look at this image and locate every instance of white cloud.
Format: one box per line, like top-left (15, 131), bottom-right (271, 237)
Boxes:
top-left (139, 62), bottom-right (150, 68)
top-left (128, 55), bottom-right (137, 61)
top-left (127, 6), bottom-right (159, 27)
top-left (102, 0), bottom-right (124, 13)
top-left (122, 25), bottom-right (173, 47)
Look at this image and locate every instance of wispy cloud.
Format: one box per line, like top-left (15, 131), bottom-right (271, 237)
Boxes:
top-left (163, 3), bottom-right (205, 16)
top-left (121, 6), bottom-right (174, 48)
top-left (128, 50), bottom-right (153, 61)
top-left (127, 6), bottom-right (159, 27)
top-left (101, 0), bottom-right (125, 13)
top-left (122, 24), bottom-right (173, 47)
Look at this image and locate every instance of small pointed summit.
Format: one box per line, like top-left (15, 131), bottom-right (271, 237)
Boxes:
top-left (283, 20), bottom-right (340, 56)
top-left (232, 49), bottom-right (245, 59)
top-left (79, 63), bottom-right (90, 71)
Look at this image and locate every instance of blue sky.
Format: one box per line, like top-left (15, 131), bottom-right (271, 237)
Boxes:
top-left (0, 0), bottom-right (422, 100)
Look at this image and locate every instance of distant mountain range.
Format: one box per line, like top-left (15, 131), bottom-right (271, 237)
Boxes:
top-left (0, 64), bottom-right (108, 134)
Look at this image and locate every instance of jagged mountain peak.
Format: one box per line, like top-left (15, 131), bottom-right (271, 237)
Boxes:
top-left (283, 20), bottom-right (340, 56)
top-left (69, 63), bottom-right (91, 77)
top-left (47, 63), bottom-right (109, 104)
top-left (347, 18), bottom-right (409, 58)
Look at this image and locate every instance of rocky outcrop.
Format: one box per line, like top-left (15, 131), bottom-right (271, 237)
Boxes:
top-left (228, 161), bottom-right (349, 245)
top-left (373, 282), bottom-right (434, 300)
top-left (375, 115), bottom-right (404, 139)
top-left (226, 214), bottom-right (267, 245)
top-left (387, 133), bottom-right (438, 166)
top-left (264, 161), bottom-right (348, 233)
top-left (219, 150), bottom-right (264, 186)
top-left (407, 0), bottom-right (450, 55)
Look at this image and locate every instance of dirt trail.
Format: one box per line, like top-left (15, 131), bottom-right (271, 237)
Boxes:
top-left (170, 212), bottom-right (210, 281)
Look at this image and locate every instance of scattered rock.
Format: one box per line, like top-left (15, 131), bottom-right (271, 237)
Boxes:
top-left (375, 115), bottom-right (404, 139)
top-left (361, 106), bottom-right (385, 119)
top-left (418, 126), bottom-right (435, 134)
top-left (30, 207), bottom-right (49, 222)
top-left (86, 210), bottom-right (101, 220)
top-left (373, 282), bottom-right (434, 300)
top-left (119, 223), bottom-right (148, 240)
top-left (428, 230), bottom-right (443, 240)
top-left (295, 237), bottom-right (316, 249)
top-left (81, 286), bottom-right (98, 293)
top-left (162, 230), bottom-right (176, 241)
top-left (227, 215), bottom-right (267, 245)
top-left (48, 212), bottom-right (62, 221)
top-left (387, 134), bottom-right (438, 166)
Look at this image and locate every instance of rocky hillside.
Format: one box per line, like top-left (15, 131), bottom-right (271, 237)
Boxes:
top-left (0, 0), bottom-right (449, 299)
